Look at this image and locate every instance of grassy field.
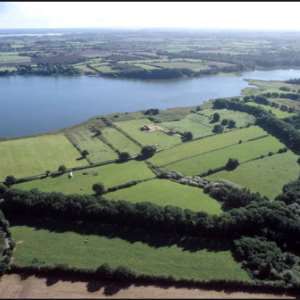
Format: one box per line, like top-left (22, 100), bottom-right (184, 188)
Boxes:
top-left (66, 127), bottom-right (118, 163)
top-left (150, 126), bottom-right (267, 166)
top-left (101, 127), bottom-right (141, 156)
top-left (0, 134), bottom-right (86, 180)
top-left (0, 52), bottom-right (31, 64)
top-left (247, 102), bottom-right (294, 119)
top-left (165, 135), bottom-right (284, 176)
top-left (16, 161), bottom-right (154, 194)
top-left (207, 151), bottom-right (300, 199)
top-left (115, 118), bottom-right (181, 150)
top-left (11, 225), bottom-right (250, 282)
top-left (106, 179), bottom-right (222, 214)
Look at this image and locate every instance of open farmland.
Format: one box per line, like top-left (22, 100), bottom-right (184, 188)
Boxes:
top-left (115, 118), bottom-right (182, 150)
top-left (150, 126), bottom-right (267, 166)
top-left (164, 135), bottom-right (284, 176)
top-left (106, 178), bottom-right (222, 214)
top-left (16, 161), bottom-right (154, 194)
top-left (101, 127), bottom-right (141, 156)
top-left (0, 52), bottom-right (31, 65)
top-left (11, 225), bottom-right (250, 282)
top-left (247, 102), bottom-right (294, 119)
top-left (0, 134), bottom-right (86, 180)
top-left (207, 151), bottom-right (300, 199)
top-left (66, 127), bottom-right (118, 163)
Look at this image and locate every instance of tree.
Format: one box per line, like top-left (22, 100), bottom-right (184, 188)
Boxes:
top-left (212, 124), bottom-right (224, 134)
top-left (228, 119), bottom-right (236, 128)
top-left (211, 112), bottom-right (220, 123)
top-left (81, 150), bottom-right (89, 158)
top-left (58, 165), bottom-right (67, 173)
top-left (140, 145), bottom-right (156, 159)
top-left (181, 131), bottom-right (193, 142)
top-left (221, 119), bottom-right (228, 126)
top-left (225, 158), bottom-right (239, 170)
top-left (4, 175), bottom-right (16, 186)
top-left (118, 152), bottom-right (131, 162)
top-left (92, 183), bottom-right (105, 195)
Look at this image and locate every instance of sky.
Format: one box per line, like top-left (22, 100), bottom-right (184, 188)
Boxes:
top-left (1, 2), bottom-right (300, 31)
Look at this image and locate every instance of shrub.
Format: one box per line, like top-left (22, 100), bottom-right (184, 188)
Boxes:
top-left (181, 131), bottom-right (193, 142)
top-left (4, 176), bottom-right (16, 187)
top-left (212, 124), bottom-right (224, 134)
top-left (140, 145), bottom-right (156, 159)
top-left (92, 183), bottom-right (105, 195)
top-left (118, 152), bottom-right (131, 162)
top-left (58, 165), bottom-right (67, 174)
top-left (225, 158), bottom-right (239, 171)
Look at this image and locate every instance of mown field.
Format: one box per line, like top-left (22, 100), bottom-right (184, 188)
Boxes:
top-left (164, 135), bottom-right (284, 176)
top-left (66, 127), bottom-right (118, 163)
top-left (115, 118), bottom-right (182, 150)
top-left (106, 179), bottom-right (222, 214)
top-left (0, 134), bottom-right (86, 180)
top-left (150, 126), bottom-right (267, 166)
top-left (16, 161), bottom-right (154, 194)
top-left (11, 225), bottom-right (250, 282)
top-left (207, 151), bottom-right (300, 199)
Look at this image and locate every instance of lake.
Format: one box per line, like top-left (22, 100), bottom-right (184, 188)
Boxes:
top-left (1, 69), bottom-right (300, 138)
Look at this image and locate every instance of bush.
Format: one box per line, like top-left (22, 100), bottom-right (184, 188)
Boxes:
top-left (228, 119), bottom-right (236, 128)
top-left (181, 131), bottom-right (193, 142)
top-left (212, 124), bottom-right (224, 134)
top-left (118, 152), bottom-right (131, 162)
top-left (4, 176), bottom-right (16, 187)
top-left (92, 183), bottom-right (105, 195)
top-left (211, 112), bottom-right (220, 123)
top-left (58, 165), bottom-right (67, 174)
top-left (140, 145), bottom-right (156, 159)
top-left (225, 158), bottom-right (239, 171)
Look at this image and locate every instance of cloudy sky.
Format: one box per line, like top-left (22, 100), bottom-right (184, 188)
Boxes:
top-left (0, 2), bottom-right (300, 31)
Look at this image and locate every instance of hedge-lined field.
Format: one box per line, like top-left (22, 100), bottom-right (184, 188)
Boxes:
top-left (207, 151), bottom-right (300, 199)
top-left (16, 161), bottom-right (154, 194)
top-left (247, 102), bottom-right (294, 119)
top-left (66, 127), bottom-right (118, 163)
top-left (0, 134), bottom-right (86, 180)
top-left (106, 179), bottom-right (222, 214)
top-left (165, 135), bottom-right (284, 176)
top-left (11, 225), bottom-right (251, 282)
top-left (115, 118), bottom-right (181, 150)
top-left (150, 126), bottom-right (267, 166)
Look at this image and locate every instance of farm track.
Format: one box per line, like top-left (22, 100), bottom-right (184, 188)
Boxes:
top-left (0, 274), bottom-right (295, 299)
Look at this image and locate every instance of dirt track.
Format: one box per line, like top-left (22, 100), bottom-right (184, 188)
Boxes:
top-left (0, 274), bottom-right (296, 299)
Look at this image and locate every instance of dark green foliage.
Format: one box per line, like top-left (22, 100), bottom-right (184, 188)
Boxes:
top-left (81, 150), bottom-right (89, 158)
top-left (4, 176), bottom-right (16, 187)
top-left (225, 158), bottom-right (239, 171)
top-left (144, 108), bottom-right (159, 115)
top-left (211, 112), bottom-right (220, 123)
top-left (118, 152), bottom-right (131, 162)
top-left (227, 119), bottom-right (236, 128)
top-left (221, 119), bottom-right (228, 126)
top-left (181, 131), bottom-right (193, 142)
top-left (140, 145), bottom-right (156, 159)
top-left (212, 124), bottom-right (224, 134)
top-left (92, 183), bottom-right (105, 195)
top-left (58, 165), bottom-right (67, 173)
top-left (17, 64), bottom-right (80, 76)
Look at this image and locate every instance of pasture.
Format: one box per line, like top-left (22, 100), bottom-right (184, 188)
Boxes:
top-left (106, 179), bottom-right (222, 214)
top-left (150, 126), bottom-right (267, 166)
top-left (115, 118), bottom-right (181, 150)
top-left (11, 225), bottom-right (250, 282)
top-left (247, 102), bottom-right (294, 119)
top-left (66, 127), bottom-right (118, 163)
top-left (0, 134), bottom-right (86, 180)
top-left (207, 151), bottom-right (300, 199)
top-left (165, 135), bottom-right (284, 176)
top-left (16, 161), bottom-right (154, 194)
top-left (0, 52), bottom-right (31, 65)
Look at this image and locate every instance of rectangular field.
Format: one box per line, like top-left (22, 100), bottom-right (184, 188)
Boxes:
top-left (16, 161), bottom-right (155, 194)
top-left (101, 127), bottom-right (141, 156)
top-left (150, 126), bottom-right (267, 166)
top-left (247, 102), bottom-right (294, 119)
top-left (115, 118), bottom-right (181, 150)
top-left (106, 179), bottom-right (222, 214)
top-left (66, 127), bottom-right (118, 163)
top-left (165, 135), bottom-right (284, 176)
top-left (0, 134), bottom-right (87, 180)
top-left (207, 151), bottom-right (299, 199)
top-left (11, 225), bottom-right (250, 282)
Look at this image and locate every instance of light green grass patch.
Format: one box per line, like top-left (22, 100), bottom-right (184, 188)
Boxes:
top-left (247, 102), bottom-right (294, 119)
top-left (106, 179), bottom-right (222, 214)
top-left (0, 134), bottom-right (86, 180)
top-left (207, 151), bottom-right (300, 199)
top-left (150, 126), bottom-right (267, 166)
top-left (115, 118), bottom-right (181, 150)
top-left (16, 161), bottom-right (154, 194)
top-left (165, 135), bottom-right (284, 176)
top-left (0, 52), bottom-right (31, 64)
top-left (11, 225), bottom-right (250, 282)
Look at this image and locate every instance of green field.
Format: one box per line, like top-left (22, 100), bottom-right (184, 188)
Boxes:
top-left (11, 225), bottom-right (250, 282)
top-left (115, 118), bottom-right (181, 150)
top-left (165, 135), bottom-right (284, 176)
top-left (0, 52), bottom-right (31, 64)
top-left (247, 102), bottom-right (294, 119)
top-left (101, 127), bottom-right (141, 156)
top-left (150, 126), bottom-right (267, 166)
top-left (207, 151), bottom-right (300, 199)
top-left (106, 179), bottom-right (222, 214)
top-left (66, 127), bottom-right (118, 163)
top-left (16, 161), bottom-right (154, 194)
top-left (0, 134), bottom-right (87, 180)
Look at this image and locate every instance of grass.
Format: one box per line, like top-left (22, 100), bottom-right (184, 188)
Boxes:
top-left (207, 151), bottom-right (300, 199)
top-left (247, 102), bottom-right (294, 119)
top-left (16, 161), bottom-right (154, 194)
top-left (115, 118), bottom-right (182, 150)
top-left (150, 126), bottom-right (267, 166)
top-left (66, 127), bottom-right (118, 163)
top-left (11, 225), bottom-right (250, 282)
top-left (101, 127), bottom-right (141, 156)
top-left (165, 135), bottom-right (284, 176)
top-left (152, 59), bottom-right (209, 72)
top-left (106, 179), bottom-right (222, 214)
top-left (0, 134), bottom-right (86, 180)
top-left (0, 52), bottom-right (31, 64)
